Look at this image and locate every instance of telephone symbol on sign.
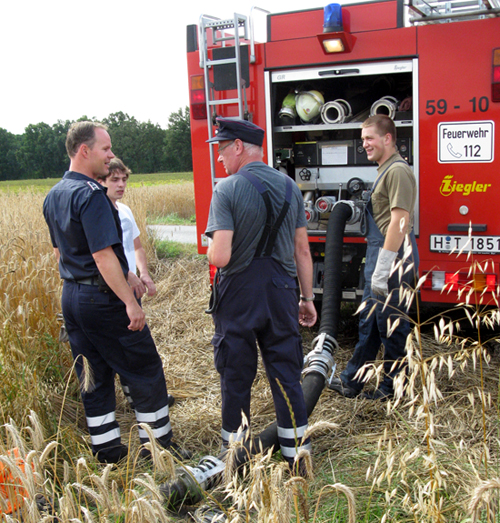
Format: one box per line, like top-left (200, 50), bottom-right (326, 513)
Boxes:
top-left (447, 143), bottom-right (462, 158)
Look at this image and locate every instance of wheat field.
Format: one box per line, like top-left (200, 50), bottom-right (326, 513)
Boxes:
top-left (1, 183), bottom-right (500, 522)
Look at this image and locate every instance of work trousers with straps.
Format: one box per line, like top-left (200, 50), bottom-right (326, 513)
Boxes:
top-left (211, 257), bottom-right (311, 461)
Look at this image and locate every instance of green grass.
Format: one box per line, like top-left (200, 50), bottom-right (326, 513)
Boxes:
top-left (0, 178), bottom-right (61, 192)
top-left (153, 239), bottom-right (200, 259)
top-left (0, 171), bottom-right (193, 192)
top-left (147, 213), bottom-right (196, 226)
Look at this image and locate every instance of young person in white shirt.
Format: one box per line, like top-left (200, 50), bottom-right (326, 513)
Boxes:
top-left (98, 158), bottom-right (156, 299)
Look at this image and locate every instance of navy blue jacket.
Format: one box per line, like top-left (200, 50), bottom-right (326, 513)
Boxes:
top-left (43, 171), bottom-right (128, 281)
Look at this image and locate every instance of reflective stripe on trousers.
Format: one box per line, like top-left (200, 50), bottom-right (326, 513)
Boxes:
top-left (62, 280), bottom-right (173, 453)
top-left (211, 257), bottom-right (311, 458)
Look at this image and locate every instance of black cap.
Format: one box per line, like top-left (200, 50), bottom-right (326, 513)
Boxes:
top-left (206, 117), bottom-right (265, 146)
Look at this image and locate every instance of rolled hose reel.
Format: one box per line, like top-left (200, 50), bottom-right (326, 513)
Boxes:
top-left (320, 99), bottom-right (352, 124)
top-left (370, 96), bottom-right (399, 119)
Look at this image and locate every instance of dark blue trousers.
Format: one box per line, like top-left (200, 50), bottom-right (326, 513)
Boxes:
top-left (211, 258), bottom-right (310, 460)
top-left (62, 281), bottom-right (172, 456)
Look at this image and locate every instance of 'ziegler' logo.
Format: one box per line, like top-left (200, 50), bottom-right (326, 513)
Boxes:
top-left (439, 175), bottom-right (491, 197)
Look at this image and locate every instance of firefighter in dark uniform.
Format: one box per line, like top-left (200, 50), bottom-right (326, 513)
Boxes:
top-left (43, 121), bottom-right (190, 463)
top-left (205, 118), bottom-right (317, 472)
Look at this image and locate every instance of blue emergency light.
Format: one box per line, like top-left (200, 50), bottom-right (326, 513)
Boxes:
top-left (323, 3), bottom-right (343, 32)
top-left (317, 3), bottom-right (354, 53)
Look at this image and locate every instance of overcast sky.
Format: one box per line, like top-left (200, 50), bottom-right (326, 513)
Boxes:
top-left (0, 0), bottom-right (328, 135)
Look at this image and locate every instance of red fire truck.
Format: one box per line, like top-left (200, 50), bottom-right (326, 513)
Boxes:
top-left (186, 0), bottom-right (500, 305)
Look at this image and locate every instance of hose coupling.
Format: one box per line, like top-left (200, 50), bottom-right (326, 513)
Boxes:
top-left (302, 332), bottom-right (338, 380)
top-left (182, 455), bottom-right (225, 491)
top-left (332, 199), bottom-right (364, 225)
top-left (160, 455), bottom-right (225, 507)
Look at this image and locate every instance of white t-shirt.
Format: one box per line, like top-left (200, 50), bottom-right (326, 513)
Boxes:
top-left (117, 202), bottom-right (140, 274)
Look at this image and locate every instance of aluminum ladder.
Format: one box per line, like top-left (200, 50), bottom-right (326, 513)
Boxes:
top-left (198, 8), bottom-right (269, 185)
top-left (408, 0), bottom-right (500, 23)
top-left (198, 13), bottom-right (249, 185)
top-left (198, 13), bottom-right (249, 124)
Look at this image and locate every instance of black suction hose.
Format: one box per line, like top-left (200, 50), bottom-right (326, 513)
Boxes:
top-left (320, 202), bottom-right (353, 340)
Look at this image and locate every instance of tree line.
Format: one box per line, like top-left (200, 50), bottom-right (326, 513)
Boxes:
top-left (0, 108), bottom-right (192, 180)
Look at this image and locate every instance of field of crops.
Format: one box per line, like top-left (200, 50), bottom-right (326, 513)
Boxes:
top-left (1, 180), bottom-right (500, 522)
top-left (0, 172), bottom-right (193, 192)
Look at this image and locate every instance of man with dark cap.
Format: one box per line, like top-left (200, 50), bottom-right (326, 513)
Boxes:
top-left (205, 117), bottom-right (317, 473)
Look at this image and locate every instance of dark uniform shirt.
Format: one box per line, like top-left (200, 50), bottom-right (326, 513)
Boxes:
top-left (43, 171), bottom-right (128, 281)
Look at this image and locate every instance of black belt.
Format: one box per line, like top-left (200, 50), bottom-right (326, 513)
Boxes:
top-left (73, 276), bottom-right (99, 286)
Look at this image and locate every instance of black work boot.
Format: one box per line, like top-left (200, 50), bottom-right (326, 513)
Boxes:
top-left (286, 456), bottom-right (312, 478)
top-left (166, 442), bottom-right (193, 461)
top-left (94, 443), bottom-right (128, 464)
top-left (362, 388), bottom-right (393, 401)
top-left (328, 377), bottom-right (360, 398)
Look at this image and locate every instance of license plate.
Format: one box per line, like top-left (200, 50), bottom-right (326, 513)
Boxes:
top-left (430, 234), bottom-right (500, 254)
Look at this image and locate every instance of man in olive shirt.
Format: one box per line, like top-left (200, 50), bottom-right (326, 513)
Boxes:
top-left (330, 115), bottom-right (419, 400)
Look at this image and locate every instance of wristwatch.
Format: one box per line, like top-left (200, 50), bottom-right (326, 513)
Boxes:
top-left (300, 294), bottom-right (315, 302)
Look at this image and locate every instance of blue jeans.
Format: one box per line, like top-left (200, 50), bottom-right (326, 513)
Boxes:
top-left (340, 235), bottom-right (419, 395)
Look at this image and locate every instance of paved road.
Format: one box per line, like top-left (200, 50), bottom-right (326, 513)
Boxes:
top-left (147, 225), bottom-right (198, 245)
